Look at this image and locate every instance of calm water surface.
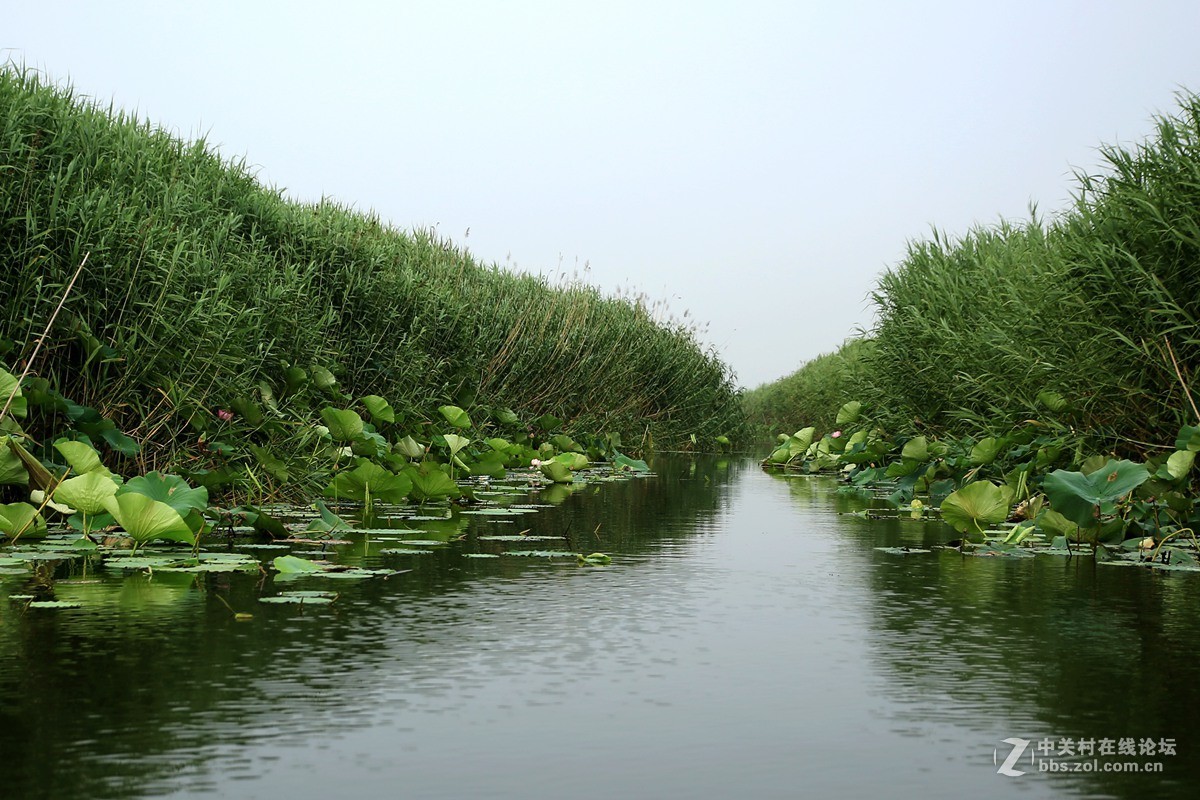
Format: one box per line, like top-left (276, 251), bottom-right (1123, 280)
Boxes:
top-left (2, 456), bottom-right (1198, 799)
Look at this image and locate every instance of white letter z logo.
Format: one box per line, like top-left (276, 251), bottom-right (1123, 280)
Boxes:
top-left (995, 738), bottom-right (1030, 777)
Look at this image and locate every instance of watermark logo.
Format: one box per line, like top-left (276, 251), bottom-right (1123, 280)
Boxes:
top-left (995, 738), bottom-right (1031, 777)
top-left (994, 736), bottom-right (1176, 777)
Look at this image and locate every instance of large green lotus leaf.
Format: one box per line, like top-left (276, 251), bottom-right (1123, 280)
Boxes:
top-left (99, 427), bottom-right (139, 458)
top-left (360, 395), bottom-right (396, 424)
top-left (1159, 450), bottom-right (1196, 481)
top-left (311, 365), bottom-right (339, 391)
top-left (438, 405), bottom-right (472, 429)
top-left (306, 500), bottom-right (352, 534)
top-left (54, 471), bottom-right (120, 515)
top-left (901, 436), bottom-right (928, 462)
top-left (283, 365), bottom-right (308, 393)
top-left (0, 440), bottom-right (28, 485)
top-left (53, 440), bottom-right (106, 474)
top-left (121, 472), bottom-right (209, 517)
top-left (552, 452), bottom-right (589, 470)
top-left (533, 413), bottom-right (562, 432)
top-left (1175, 425), bottom-right (1200, 452)
top-left (1037, 390), bottom-right (1069, 412)
top-left (768, 446), bottom-right (790, 464)
top-left (404, 463), bottom-right (461, 501)
top-left (485, 437), bottom-right (512, 453)
top-left (1043, 460), bottom-right (1150, 529)
top-left (393, 435), bottom-right (426, 459)
top-left (442, 433), bottom-right (471, 457)
top-left (835, 402), bottom-right (861, 426)
top-left (969, 437), bottom-right (1004, 466)
top-left (5, 437), bottom-right (52, 488)
top-left (539, 460), bottom-right (574, 484)
top-left (940, 481), bottom-right (1010, 535)
top-left (324, 460), bottom-right (412, 503)
top-left (320, 407), bottom-right (364, 442)
top-left (0, 502), bottom-right (46, 538)
top-left (273, 555), bottom-right (323, 574)
top-left (613, 452), bottom-right (650, 473)
top-left (550, 434), bottom-right (582, 453)
top-left (0, 367), bottom-right (27, 419)
top-left (1036, 509), bottom-right (1079, 538)
top-left (885, 458), bottom-right (922, 478)
top-left (790, 427), bottom-right (815, 455)
top-left (494, 408), bottom-right (521, 427)
top-left (102, 493), bottom-right (195, 545)
top-left (467, 452), bottom-right (507, 479)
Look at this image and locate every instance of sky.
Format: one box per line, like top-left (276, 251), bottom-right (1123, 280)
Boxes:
top-left (7, 1), bottom-right (1200, 388)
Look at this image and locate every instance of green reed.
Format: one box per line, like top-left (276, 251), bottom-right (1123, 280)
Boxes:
top-left (0, 66), bottom-right (742, 468)
top-left (753, 89), bottom-right (1200, 455)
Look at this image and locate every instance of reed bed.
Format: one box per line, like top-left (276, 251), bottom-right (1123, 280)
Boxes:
top-left (0, 67), bottom-right (742, 466)
top-left (748, 90), bottom-right (1200, 454)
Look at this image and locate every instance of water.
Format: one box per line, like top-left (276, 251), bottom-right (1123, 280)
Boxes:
top-left (2, 456), bottom-right (1198, 799)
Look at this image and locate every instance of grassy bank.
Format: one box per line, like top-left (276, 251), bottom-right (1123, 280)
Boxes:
top-left (0, 66), bottom-right (741, 480)
top-left (747, 89), bottom-right (1200, 456)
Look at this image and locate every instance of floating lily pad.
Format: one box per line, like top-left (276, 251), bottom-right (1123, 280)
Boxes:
top-left (461, 508), bottom-right (539, 516)
top-left (27, 600), bottom-right (84, 609)
top-left (478, 535), bottom-right (565, 542)
top-left (273, 555), bottom-right (323, 573)
top-left (502, 550), bottom-right (575, 558)
top-left (102, 556), bottom-right (180, 570)
top-left (7, 551), bottom-right (80, 561)
top-left (965, 545), bottom-right (1035, 558)
top-left (874, 547), bottom-right (933, 555)
top-left (384, 539), bottom-right (445, 547)
top-left (260, 591), bottom-right (337, 605)
top-left (463, 553), bottom-right (500, 558)
top-left (158, 561), bottom-right (260, 574)
top-left (380, 548), bottom-right (434, 555)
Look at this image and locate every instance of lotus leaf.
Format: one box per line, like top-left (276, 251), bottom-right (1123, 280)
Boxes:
top-left (54, 472), bottom-right (119, 515)
top-left (361, 395), bottom-right (396, 423)
top-left (969, 437), bottom-right (1004, 466)
top-left (311, 365), bottom-right (338, 391)
top-left (324, 460), bottom-right (412, 503)
top-left (901, 436), bottom-right (928, 462)
top-left (940, 481), bottom-right (1011, 535)
top-left (102, 493), bottom-right (196, 546)
top-left (438, 405), bottom-right (472, 429)
top-left (320, 407), bottom-right (364, 442)
top-left (53, 440), bottom-right (106, 474)
top-left (539, 460), bottom-right (574, 484)
top-left (1043, 460), bottom-right (1150, 529)
top-left (835, 402), bottom-right (862, 426)
top-left (0, 502), bottom-right (46, 539)
top-left (405, 463), bottom-right (461, 501)
top-left (0, 367), bottom-right (26, 419)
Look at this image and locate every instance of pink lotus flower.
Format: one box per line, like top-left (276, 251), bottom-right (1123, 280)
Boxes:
top-left (217, 409), bottom-right (234, 422)
top-left (530, 458), bottom-right (542, 467)
top-left (831, 430), bottom-right (842, 439)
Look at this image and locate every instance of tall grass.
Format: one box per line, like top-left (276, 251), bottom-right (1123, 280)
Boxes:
top-left (0, 66), bottom-right (742, 465)
top-left (754, 90), bottom-right (1200, 454)
top-left (742, 339), bottom-right (872, 435)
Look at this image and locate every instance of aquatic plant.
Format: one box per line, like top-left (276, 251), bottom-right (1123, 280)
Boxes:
top-left (0, 65), bottom-right (742, 479)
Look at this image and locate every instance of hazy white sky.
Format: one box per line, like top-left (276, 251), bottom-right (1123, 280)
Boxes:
top-left (8, 1), bottom-right (1200, 388)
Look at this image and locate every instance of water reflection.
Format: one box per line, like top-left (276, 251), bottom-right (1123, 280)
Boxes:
top-left (2, 460), bottom-right (1197, 799)
top-left (770, 471), bottom-right (1200, 799)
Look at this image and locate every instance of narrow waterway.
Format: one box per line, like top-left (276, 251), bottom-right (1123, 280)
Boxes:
top-left (2, 456), bottom-right (1197, 799)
